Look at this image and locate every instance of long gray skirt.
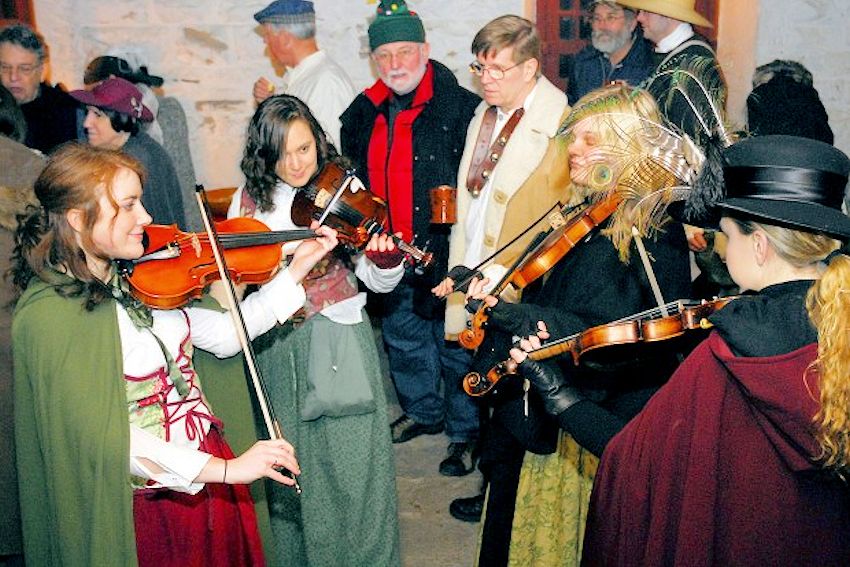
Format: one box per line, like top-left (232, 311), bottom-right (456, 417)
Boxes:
top-left (255, 312), bottom-right (401, 567)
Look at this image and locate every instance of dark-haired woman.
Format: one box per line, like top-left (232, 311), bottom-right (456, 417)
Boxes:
top-left (229, 94), bottom-right (401, 567)
top-left (13, 142), bottom-right (338, 566)
top-left (70, 77), bottom-right (186, 228)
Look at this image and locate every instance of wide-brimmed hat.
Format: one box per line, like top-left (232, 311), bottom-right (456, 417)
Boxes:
top-left (69, 77), bottom-right (154, 122)
top-left (83, 56), bottom-right (163, 88)
top-left (615, 0), bottom-right (712, 27)
top-left (715, 135), bottom-right (850, 239)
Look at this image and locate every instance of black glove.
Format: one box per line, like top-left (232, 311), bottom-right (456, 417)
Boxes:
top-left (487, 302), bottom-right (537, 337)
top-left (446, 265), bottom-right (482, 294)
top-left (519, 358), bottom-right (584, 416)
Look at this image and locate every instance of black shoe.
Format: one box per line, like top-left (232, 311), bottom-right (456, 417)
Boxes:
top-left (390, 414), bottom-right (445, 444)
top-left (449, 493), bottom-right (484, 523)
top-left (439, 441), bottom-right (479, 477)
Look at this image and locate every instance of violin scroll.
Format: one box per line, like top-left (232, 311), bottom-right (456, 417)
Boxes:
top-left (462, 358), bottom-right (518, 397)
top-left (458, 306), bottom-right (489, 350)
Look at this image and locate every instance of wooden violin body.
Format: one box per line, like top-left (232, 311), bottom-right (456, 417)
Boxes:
top-left (458, 194), bottom-right (623, 351)
top-left (463, 297), bottom-right (736, 397)
top-left (123, 217), bottom-right (315, 309)
top-left (291, 161), bottom-right (433, 270)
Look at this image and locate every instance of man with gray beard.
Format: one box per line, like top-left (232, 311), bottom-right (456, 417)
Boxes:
top-left (567, 0), bottom-right (654, 102)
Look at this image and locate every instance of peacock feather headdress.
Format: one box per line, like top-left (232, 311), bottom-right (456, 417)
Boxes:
top-left (556, 85), bottom-right (705, 261)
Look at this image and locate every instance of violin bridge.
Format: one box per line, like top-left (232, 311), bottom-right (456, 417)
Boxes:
top-left (548, 209), bottom-right (566, 229)
top-left (314, 189), bottom-right (332, 209)
top-left (190, 234), bottom-right (202, 257)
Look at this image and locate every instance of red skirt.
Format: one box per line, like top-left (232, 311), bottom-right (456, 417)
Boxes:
top-left (133, 427), bottom-right (265, 567)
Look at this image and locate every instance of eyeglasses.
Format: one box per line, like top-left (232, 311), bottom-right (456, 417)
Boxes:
top-left (468, 60), bottom-right (525, 80)
top-left (590, 14), bottom-right (626, 25)
top-left (0, 62), bottom-right (42, 77)
top-left (373, 46), bottom-right (420, 64)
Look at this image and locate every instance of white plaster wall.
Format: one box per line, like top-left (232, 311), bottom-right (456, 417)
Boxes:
top-left (33, 0), bottom-right (523, 188)
top-left (751, 0), bottom-right (849, 156)
top-left (31, 0), bottom-right (850, 185)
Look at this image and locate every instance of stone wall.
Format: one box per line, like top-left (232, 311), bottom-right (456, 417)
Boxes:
top-left (752, 0), bottom-right (849, 156)
top-left (33, 0), bottom-right (523, 188)
top-left (30, 0), bottom-right (850, 186)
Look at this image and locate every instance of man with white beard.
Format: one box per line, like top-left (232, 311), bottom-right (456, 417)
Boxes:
top-left (567, 0), bottom-right (654, 102)
top-left (340, 0), bottom-right (482, 477)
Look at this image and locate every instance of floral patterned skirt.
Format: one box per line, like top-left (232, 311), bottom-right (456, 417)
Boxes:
top-left (508, 432), bottom-right (599, 567)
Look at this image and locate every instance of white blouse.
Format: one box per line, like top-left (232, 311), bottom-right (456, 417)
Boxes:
top-left (124, 267), bottom-right (305, 493)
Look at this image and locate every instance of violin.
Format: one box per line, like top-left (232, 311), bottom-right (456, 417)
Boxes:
top-left (463, 296), bottom-right (736, 396)
top-left (291, 161), bottom-right (433, 271)
top-left (457, 194), bottom-right (623, 350)
top-left (121, 217), bottom-right (315, 309)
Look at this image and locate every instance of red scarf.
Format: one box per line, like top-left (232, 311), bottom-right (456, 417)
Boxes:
top-left (364, 62), bottom-right (434, 241)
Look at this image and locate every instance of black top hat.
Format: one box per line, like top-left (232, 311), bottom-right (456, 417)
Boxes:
top-left (83, 56), bottom-right (164, 88)
top-left (719, 135), bottom-right (850, 239)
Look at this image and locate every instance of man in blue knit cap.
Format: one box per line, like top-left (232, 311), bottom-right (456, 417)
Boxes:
top-left (252, 0), bottom-right (354, 147)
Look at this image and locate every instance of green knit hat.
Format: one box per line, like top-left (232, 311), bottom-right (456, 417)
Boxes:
top-left (368, 0), bottom-right (426, 51)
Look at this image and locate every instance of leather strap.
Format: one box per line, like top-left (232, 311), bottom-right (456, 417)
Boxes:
top-left (465, 107), bottom-right (525, 197)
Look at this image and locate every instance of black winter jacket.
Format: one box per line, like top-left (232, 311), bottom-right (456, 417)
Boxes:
top-left (340, 60), bottom-right (480, 318)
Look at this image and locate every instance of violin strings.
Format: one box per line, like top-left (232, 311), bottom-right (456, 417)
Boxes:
top-left (527, 300), bottom-right (690, 356)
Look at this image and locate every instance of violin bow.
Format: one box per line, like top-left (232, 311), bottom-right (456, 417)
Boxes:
top-left (315, 167), bottom-right (356, 226)
top-left (448, 201), bottom-right (569, 295)
top-left (194, 185), bottom-right (302, 493)
top-left (631, 225), bottom-right (670, 317)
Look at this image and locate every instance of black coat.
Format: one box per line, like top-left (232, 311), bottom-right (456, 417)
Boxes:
top-left (340, 60), bottom-right (480, 318)
top-left (20, 83), bottom-right (80, 154)
top-left (645, 36), bottom-right (725, 144)
top-left (482, 221), bottom-right (693, 455)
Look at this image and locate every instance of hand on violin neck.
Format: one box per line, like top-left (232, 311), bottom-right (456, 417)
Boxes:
top-left (465, 276), bottom-right (498, 312)
top-left (517, 357), bottom-right (583, 416)
top-left (440, 265), bottom-right (482, 295)
top-left (509, 323), bottom-right (549, 356)
top-left (364, 232), bottom-right (405, 269)
top-left (431, 276), bottom-right (455, 298)
top-left (288, 223), bottom-right (339, 283)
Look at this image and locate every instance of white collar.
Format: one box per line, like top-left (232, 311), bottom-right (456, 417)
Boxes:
top-left (496, 80), bottom-right (539, 121)
top-left (654, 23), bottom-right (694, 54)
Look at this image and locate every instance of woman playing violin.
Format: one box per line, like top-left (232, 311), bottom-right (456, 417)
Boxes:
top-left (454, 84), bottom-right (697, 565)
top-left (578, 136), bottom-right (850, 565)
top-left (11, 143), bottom-right (338, 566)
top-left (228, 94), bottom-right (401, 567)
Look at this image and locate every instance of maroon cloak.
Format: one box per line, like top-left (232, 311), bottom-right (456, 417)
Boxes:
top-left (582, 332), bottom-right (850, 566)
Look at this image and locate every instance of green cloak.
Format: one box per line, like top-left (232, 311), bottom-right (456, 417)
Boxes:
top-left (14, 278), bottom-right (137, 566)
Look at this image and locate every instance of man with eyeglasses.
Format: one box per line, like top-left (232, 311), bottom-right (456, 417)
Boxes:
top-left (0, 24), bottom-right (79, 154)
top-left (340, 0), bottom-right (482, 478)
top-left (432, 14), bottom-right (568, 565)
top-left (251, 0), bottom-right (355, 147)
top-left (567, 0), bottom-right (654, 103)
